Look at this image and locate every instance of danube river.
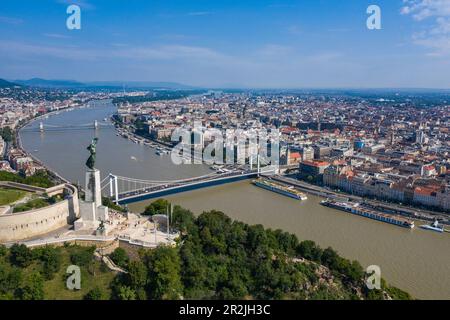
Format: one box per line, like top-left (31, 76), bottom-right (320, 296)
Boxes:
top-left (20, 102), bottom-right (450, 299)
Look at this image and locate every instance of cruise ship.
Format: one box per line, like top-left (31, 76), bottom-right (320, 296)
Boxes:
top-left (321, 199), bottom-right (415, 229)
top-left (419, 220), bottom-right (445, 233)
top-left (252, 179), bottom-right (308, 200)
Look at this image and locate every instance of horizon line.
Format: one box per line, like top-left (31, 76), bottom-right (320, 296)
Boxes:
top-left (5, 77), bottom-right (450, 91)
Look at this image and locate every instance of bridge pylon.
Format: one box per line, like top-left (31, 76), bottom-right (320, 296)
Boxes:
top-left (257, 153), bottom-right (260, 177)
top-left (108, 174), bottom-right (119, 204)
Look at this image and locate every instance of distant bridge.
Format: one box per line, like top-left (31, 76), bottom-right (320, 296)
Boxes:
top-left (21, 120), bottom-right (113, 132)
top-left (101, 166), bottom-right (277, 205)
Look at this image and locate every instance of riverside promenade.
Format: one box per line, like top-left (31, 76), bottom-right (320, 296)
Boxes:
top-left (272, 175), bottom-right (450, 225)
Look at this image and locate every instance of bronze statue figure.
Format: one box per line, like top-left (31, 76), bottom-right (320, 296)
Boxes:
top-left (86, 137), bottom-right (98, 170)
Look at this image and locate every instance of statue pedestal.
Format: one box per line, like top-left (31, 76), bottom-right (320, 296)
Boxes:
top-left (75, 168), bottom-right (109, 232)
top-left (85, 169), bottom-right (102, 208)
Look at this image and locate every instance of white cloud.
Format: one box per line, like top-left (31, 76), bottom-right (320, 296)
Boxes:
top-left (112, 45), bottom-right (227, 61)
top-left (0, 41), bottom-right (100, 60)
top-left (0, 15), bottom-right (23, 25)
top-left (43, 33), bottom-right (71, 39)
top-left (187, 11), bottom-right (213, 16)
top-left (0, 41), bottom-right (229, 63)
top-left (257, 44), bottom-right (293, 58)
top-left (401, 0), bottom-right (450, 20)
top-left (0, 39), bottom-right (355, 87)
top-left (431, 17), bottom-right (450, 34)
top-left (401, 0), bottom-right (450, 55)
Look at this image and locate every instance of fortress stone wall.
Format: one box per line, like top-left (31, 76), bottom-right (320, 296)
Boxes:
top-left (0, 183), bottom-right (79, 242)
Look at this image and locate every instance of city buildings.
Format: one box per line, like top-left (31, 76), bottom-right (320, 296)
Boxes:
top-left (111, 90), bottom-right (449, 212)
top-left (1, 84), bottom-right (449, 213)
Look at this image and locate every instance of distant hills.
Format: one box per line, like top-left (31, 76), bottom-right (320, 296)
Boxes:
top-left (86, 81), bottom-right (196, 90)
top-left (14, 78), bottom-right (84, 88)
top-left (11, 78), bottom-right (196, 90)
top-left (0, 79), bottom-right (21, 88)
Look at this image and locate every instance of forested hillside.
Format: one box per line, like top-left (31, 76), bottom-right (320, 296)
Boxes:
top-left (0, 203), bottom-right (412, 300)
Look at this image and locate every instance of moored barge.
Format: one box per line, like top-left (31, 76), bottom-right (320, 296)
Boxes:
top-left (321, 199), bottom-right (415, 229)
top-left (252, 179), bottom-right (308, 201)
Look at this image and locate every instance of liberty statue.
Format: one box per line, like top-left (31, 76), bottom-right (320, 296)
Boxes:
top-left (85, 138), bottom-right (98, 170)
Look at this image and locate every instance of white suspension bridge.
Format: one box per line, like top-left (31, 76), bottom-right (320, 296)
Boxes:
top-left (21, 120), bottom-right (113, 132)
top-left (100, 165), bottom-right (277, 205)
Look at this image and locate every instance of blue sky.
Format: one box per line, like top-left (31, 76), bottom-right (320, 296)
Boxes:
top-left (1, 0), bottom-right (450, 88)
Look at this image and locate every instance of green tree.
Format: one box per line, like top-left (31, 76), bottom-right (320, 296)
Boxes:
top-left (171, 205), bottom-right (195, 234)
top-left (320, 247), bottom-right (340, 270)
top-left (179, 242), bottom-right (210, 299)
top-left (365, 288), bottom-right (385, 300)
top-left (70, 246), bottom-right (95, 267)
top-left (0, 265), bottom-right (22, 298)
top-left (17, 272), bottom-right (44, 300)
top-left (142, 199), bottom-right (170, 216)
top-left (9, 244), bottom-right (33, 268)
top-left (22, 171), bottom-right (54, 188)
top-left (117, 286), bottom-right (136, 300)
top-left (216, 273), bottom-right (248, 299)
top-left (36, 246), bottom-right (61, 280)
top-left (145, 246), bottom-right (183, 299)
top-left (134, 118), bottom-right (147, 135)
top-left (386, 286), bottom-right (412, 300)
top-left (109, 248), bottom-right (129, 269)
top-left (126, 261), bottom-right (148, 289)
top-left (197, 211), bottom-right (231, 255)
top-left (273, 229), bottom-right (299, 255)
top-left (0, 126), bottom-right (13, 142)
top-left (344, 260), bottom-right (364, 284)
top-left (246, 224), bottom-right (270, 254)
top-left (309, 284), bottom-right (343, 300)
top-left (0, 245), bottom-right (7, 257)
top-left (102, 197), bottom-right (125, 212)
top-left (296, 240), bottom-right (323, 262)
top-left (84, 287), bottom-right (105, 300)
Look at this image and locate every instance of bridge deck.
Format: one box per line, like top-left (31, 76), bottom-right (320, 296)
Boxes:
top-left (117, 171), bottom-right (262, 204)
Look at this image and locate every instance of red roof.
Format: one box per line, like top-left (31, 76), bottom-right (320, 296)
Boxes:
top-left (289, 152), bottom-right (301, 159)
top-left (302, 160), bottom-right (330, 167)
top-left (281, 127), bottom-right (297, 134)
top-left (414, 187), bottom-right (437, 196)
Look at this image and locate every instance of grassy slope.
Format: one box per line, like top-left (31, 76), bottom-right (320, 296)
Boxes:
top-left (0, 188), bottom-right (28, 206)
top-left (42, 250), bottom-right (115, 300)
top-left (13, 198), bottom-right (50, 213)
